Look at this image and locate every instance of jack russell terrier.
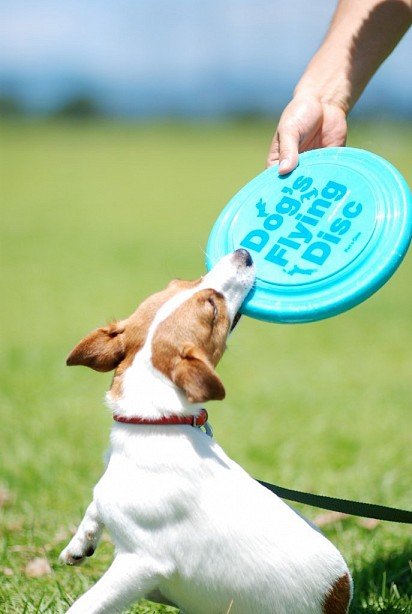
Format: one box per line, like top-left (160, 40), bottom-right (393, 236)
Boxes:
top-left (60, 249), bottom-right (352, 613)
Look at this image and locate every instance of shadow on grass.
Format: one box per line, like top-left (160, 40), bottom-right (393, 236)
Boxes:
top-left (351, 548), bottom-right (412, 613)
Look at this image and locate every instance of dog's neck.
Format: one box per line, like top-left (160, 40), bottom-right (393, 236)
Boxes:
top-left (106, 347), bottom-right (203, 420)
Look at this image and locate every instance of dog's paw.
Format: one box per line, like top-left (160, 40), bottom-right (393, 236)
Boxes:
top-left (59, 538), bottom-right (95, 566)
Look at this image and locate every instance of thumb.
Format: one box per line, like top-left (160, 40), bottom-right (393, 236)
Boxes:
top-left (266, 132), bottom-right (280, 168)
top-left (276, 126), bottom-right (300, 175)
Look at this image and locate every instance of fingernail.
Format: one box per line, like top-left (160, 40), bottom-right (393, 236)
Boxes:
top-left (278, 159), bottom-right (291, 173)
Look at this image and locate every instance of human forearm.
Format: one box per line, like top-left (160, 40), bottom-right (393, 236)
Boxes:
top-left (267, 0), bottom-right (411, 171)
top-left (295, 0), bottom-right (412, 113)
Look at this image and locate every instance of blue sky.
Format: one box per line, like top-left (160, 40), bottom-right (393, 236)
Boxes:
top-left (0, 0), bottom-right (411, 116)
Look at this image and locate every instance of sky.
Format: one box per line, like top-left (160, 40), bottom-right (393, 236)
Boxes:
top-left (0, 0), bottom-right (411, 117)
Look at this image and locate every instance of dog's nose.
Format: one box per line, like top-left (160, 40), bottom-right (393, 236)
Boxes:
top-left (234, 249), bottom-right (253, 267)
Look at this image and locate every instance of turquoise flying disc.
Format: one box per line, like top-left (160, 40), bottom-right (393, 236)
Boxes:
top-left (206, 147), bottom-right (412, 323)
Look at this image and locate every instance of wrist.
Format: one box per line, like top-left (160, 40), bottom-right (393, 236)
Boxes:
top-left (294, 74), bottom-right (351, 115)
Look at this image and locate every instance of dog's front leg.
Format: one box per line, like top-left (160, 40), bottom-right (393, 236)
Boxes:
top-left (60, 501), bottom-right (104, 565)
top-left (66, 553), bottom-right (160, 614)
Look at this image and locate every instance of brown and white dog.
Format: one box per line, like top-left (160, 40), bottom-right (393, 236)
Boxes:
top-left (60, 249), bottom-right (352, 613)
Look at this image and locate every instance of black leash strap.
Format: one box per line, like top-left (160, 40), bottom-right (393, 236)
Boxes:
top-left (258, 480), bottom-right (412, 524)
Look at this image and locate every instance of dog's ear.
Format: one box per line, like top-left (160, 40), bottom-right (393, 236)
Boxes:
top-left (171, 344), bottom-right (225, 403)
top-left (66, 322), bottom-right (125, 372)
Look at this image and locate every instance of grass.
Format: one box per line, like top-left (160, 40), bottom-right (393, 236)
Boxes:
top-left (0, 118), bottom-right (411, 613)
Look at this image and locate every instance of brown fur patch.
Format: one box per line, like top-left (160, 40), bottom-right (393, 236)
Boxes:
top-left (323, 573), bottom-right (351, 614)
top-left (151, 288), bottom-right (230, 402)
top-left (110, 278), bottom-right (202, 397)
top-left (171, 344), bottom-right (226, 403)
top-left (67, 276), bottom-right (231, 404)
top-left (67, 279), bottom-right (201, 386)
top-left (66, 322), bottom-right (126, 372)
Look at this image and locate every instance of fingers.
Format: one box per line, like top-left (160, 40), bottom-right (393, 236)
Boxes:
top-left (267, 94), bottom-right (328, 173)
top-left (266, 127), bottom-right (300, 174)
top-left (278, 127), bottom-right (300, 174)
top-left (266, 94), bottom-right (350, 175)
top-left (266, 99), bottom-right (301, 173)
top-left (266, 132), bottom-right (280, 169)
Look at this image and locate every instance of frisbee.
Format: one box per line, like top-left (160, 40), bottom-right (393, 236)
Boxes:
top-left (206, 147), bottom-right (412, 323)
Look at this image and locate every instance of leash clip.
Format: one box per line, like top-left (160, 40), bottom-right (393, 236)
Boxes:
top-left (193, 409), bottom-right (213, 438)
top-left (202, 422), bottom-right (214, 438)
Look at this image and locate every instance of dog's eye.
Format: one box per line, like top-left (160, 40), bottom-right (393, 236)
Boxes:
top-left (207, 296), bottom-right (218, 320)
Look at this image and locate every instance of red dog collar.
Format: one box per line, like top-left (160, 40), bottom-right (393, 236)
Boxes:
top-left (113, 408), bottom-right (208, 427)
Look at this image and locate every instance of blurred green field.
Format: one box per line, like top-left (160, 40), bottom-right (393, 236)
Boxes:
top-left (0, 119), bottom-right (411, 613)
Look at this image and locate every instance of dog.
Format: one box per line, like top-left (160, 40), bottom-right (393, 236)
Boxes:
top-left (60, 249), bottom-right (352, 613)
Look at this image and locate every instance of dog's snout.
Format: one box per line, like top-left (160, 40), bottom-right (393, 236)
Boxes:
top-left (234, 249), bottom-right (253, 267)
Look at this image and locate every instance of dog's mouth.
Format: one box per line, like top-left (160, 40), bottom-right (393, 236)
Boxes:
top-left (230, 312), bottom-right (242, 332)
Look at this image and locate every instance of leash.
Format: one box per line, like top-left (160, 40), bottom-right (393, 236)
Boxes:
top-left (258, 480), bottom-right (412, 524)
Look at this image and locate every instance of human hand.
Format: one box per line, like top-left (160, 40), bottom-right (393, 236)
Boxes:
top-left (266, 94), bottom-right (348, 174)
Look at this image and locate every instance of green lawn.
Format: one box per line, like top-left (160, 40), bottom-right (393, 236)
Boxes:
top-left (0, 119), bottom-right (411, 613)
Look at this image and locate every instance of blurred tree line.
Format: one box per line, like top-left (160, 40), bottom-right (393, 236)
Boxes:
top-left (0, 95), bottom-right (101, 119)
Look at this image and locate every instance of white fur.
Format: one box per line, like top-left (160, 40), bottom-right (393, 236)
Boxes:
top-left (61, 252), bottom-right (352, 613)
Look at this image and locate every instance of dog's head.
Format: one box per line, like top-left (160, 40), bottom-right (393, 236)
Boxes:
top-left (67, 249), bottom-right (254, 407)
